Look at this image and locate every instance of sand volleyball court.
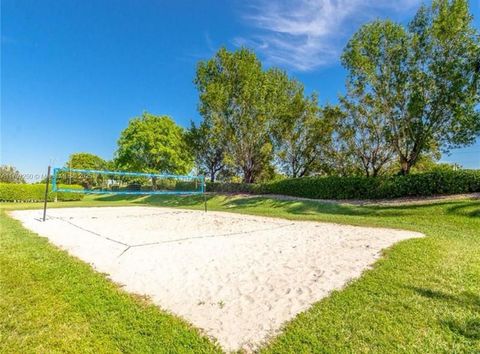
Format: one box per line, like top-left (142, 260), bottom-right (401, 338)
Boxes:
top-left (11, 207), bottom-right (423, 352)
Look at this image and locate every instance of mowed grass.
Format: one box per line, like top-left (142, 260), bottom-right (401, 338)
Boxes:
top-left (1, 194), bottom-right (479, 353)
top-left (0, 208), bottom-right (221, 353)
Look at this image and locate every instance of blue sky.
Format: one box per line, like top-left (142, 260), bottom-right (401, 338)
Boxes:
top-left (2, 0), bottom-right (479, 180)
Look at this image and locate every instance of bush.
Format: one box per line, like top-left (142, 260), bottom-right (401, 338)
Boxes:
top-left (207, 170), bottom-right (480, 200)
top-left (126, 183), bottom-right (142, 191)
top-left (207, 182), bottom-right (264, 194)
top-left (0, 183), bottom-right (84, 202)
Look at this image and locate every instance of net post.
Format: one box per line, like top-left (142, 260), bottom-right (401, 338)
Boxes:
top-left (42, 165), bottom-right (51, 222)
top-left (203, 176), bottom-right (207, 213)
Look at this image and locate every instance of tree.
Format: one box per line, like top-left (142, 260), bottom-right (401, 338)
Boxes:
top-left (273, 90), bottom-right (334, 178)
top-left (321, 105), bottom-right (367, 177)
top-left (67, 153), bottom-right (107, 170)
top-left (195, 48), bottom-right (289, 183)
top-left (0, 165), bottom-right (25, 183)
top-left (63, 152), bottom-right (108, 187)
top-left (186, 120), bottom-right (226, 182)
top-left (337, 92), bottom-right (396, 177)
top-left (115, 112), bottom-right (193, 175)
top-left (342, 0), bottom-right (480, 175)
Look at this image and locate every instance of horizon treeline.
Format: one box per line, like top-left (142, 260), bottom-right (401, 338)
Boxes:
top-left (6, 0), bottom-right (476, 185)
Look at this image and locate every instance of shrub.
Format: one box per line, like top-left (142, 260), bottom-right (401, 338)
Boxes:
top-left (0, 183), bottom-right (84, 202)
top-left (207, 170), bottom-right (480, 200)
top-left (175, 181), bottom-right (201, 192)
top-left (207, 182), bottom-right (264, 194)
top-left (126, 183), bottom-right (142, 191)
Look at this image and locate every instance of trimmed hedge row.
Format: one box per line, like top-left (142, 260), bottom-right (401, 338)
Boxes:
top-left (207, 170), bottom-right (480, 200)
top-left (206, 182), bottom-right (263, 194)
top-left (0, 183), bottom-right (84, 202)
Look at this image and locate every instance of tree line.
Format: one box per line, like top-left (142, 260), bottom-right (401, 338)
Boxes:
top-left (65, 0), bottom-right (480, 184)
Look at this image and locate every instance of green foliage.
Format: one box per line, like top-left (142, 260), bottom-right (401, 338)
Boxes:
top-left (337, 88), bottom-right (397, 177)
top-left (208, 170), bottom-right (480, 200)
top-left (116, 113), bottom-right (193, 175)
top-left (320, 106), bottom-right (365, 177)
top-left (0, 211), bottom-right (221, 353)
top-left (207, 182), bottom-right (263, 194)
top-left (137, 179), bottom-right (200, 192)
top-left (272, 88), bottom-right (334, 178)
top-left (0, 184), bottom-right (84, 202)
top-left (0, 165), bottom-right (26, 184)
top-left (342, 0), bottom-right (480, 175)
top-left (408, 155), bottom-right (457, 174)
top-left (2, 194), bottom-right (479, 352)
top-left (186, 120), bottom-right (226, 181)
top-left (195, 48), bottom-right (293, 183)
top-left (67, 153), bottom-right (107, 170)
top-left (61, 153), bottom-right (108, 188)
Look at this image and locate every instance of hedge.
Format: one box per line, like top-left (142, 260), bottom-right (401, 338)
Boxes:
top-left (0, 183), bottom-right (84, 202)
top-left (207, 170), bottom-right (480, 200)
top-left (3, 170), bottom-right (478, 202)
top-left (206, 182), bottom-right (263, 194)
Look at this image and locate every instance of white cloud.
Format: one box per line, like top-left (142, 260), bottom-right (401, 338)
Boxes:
top-left (236, 0), bottom-right (421, 71)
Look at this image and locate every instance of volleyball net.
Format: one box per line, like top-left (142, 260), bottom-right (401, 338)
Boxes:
top-left (51, 168), bottom-right (205, 195)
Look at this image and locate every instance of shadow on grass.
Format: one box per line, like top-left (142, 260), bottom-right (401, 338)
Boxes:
top-left (92, 193), bottom-right (480, 220)
top-left (142, 194), bottom-right (212, 207)
top-left (95, 194), bottom-right (147, 202)
top-left (444, 318), bottom-right (480, 340)
top-left (445, 202), bottom-right (480, 218)
top-left (410, 286), bottom-right (480, 308)
top-left (220, 196), bottom-right (408, 218)
top-left (369, 199), bottom-right (480, 216)
top-left (92, 193), bottom-right (412, 218)
top-left (409, 286), bottom-right (480, 339)
top-left (94, 194), bottom-right (211, 206)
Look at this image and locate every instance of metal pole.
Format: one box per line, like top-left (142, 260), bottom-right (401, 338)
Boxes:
top-left (42, 165), bottom-right (51, 222)
top-left (203, 176), bottom-right (207, 213)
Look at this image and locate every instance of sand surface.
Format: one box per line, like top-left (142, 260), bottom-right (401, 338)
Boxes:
top-left (11, 207), bottom-right (423, 352)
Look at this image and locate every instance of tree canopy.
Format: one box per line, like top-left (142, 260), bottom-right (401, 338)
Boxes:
top-left (67, 153), bottom-right (107, 170)
top-left (0, 165), bottom-right (26, 184)
top-left (61, 153), bottom-right (108, 187)
top-left (342, 0), bottom-right (480, 174)
top-left (195, 48), bottom-right (295, 183)
top-left (194, 47), bottom-right (336, 182)
top-left (115, 113), bottom-right (193, 175)
top-left (186, 119), bottom-right (226, 182)
top-left (272, 91), bottom-right (334, 178)
top-left (60, 1), bottom-right (479, 182)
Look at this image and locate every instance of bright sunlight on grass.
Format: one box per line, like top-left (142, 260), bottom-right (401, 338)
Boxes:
top-left (0, 206), bottom-right (221, 353)
top-left (1, 194), bottom-right (479, 352)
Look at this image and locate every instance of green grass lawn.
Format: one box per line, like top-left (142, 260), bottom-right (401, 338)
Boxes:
top-left (1, 194), bottom-right (479, 353)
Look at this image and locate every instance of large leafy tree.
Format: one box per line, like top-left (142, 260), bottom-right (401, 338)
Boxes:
top-left (186, 119), bottom-right (226, 182)
top-left (321, 105), bottom-right (368, 177)
top-left (63, 152), bottom-right (108, 187)
top-left (195, 48), bottom-right (290, 183)
top-left (273, 89), bottom-right (334, 178)
top-left (67, 153), bottom-right (107, 170)
top-left (337, 92), bottom-right (397, 177)
top-left (115, 113), bottom-right (193, 174)
top-left (342, 0), bottom-right (480, 175)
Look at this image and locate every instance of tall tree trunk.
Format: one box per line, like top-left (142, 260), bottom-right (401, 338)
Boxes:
top-left (400, 159), bottom-right (411, 175)
top-left (243, 168), bottom-right (255, 183)
top-left (152, 176), bottom-right (157, 191)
